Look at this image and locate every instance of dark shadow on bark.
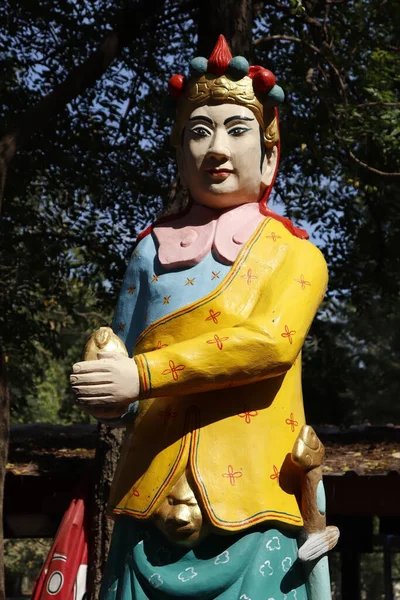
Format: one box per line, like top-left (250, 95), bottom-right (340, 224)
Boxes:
top-left (0, 348), bottom-right (10, 600)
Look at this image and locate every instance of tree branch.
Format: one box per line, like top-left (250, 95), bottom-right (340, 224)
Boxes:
top-left (349, 150), bottom-right (400, 177)
top-left (354, 102), bottom-right (400, 109)
top-left (254, 34), bottom-right (348, 104)
top-left (254, 34), bottom-right (322, 56)
top-left (257, 17), bottom-right (397, 178)
top-left (0, 0), bottom-right (169, 212)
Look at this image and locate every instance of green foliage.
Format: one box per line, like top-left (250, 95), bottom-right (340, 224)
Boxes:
top-left (0, 0), bottom-right (399, 425)
top-left (255, 0), bottom-right (400, 424)
top-left (0, 0), bottom-right (195, 424)
top-left (4, 538), bottom-right (52, 596)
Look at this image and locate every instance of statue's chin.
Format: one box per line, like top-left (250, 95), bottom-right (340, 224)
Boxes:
top-left (156, 522), bottom-right (209, 548)
top-left (190, 185), bottom-right (266, 211)
top-left (161, 527), bottom-right (206, 548)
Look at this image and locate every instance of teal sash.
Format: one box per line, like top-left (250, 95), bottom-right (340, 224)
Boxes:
top-left (100, 517), bottom-right (308, 599)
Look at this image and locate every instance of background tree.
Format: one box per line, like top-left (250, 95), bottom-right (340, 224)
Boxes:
top-left (1, 0), bottom-right (399, 427)
top-left (254, 0), bottom-right (400, 424)
top-left (0, 350), bottom-right (10, 600)
top-left (0, 0), bottom-right (399, 595)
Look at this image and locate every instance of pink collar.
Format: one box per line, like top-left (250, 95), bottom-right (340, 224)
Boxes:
top-left (153, 203), bottom-right (266, 269)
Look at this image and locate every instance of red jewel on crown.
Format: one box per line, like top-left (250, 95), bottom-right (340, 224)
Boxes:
top-left (248, 65), bottom-right (276, 94)
top-left (168, 74), bottom-right (186, 98)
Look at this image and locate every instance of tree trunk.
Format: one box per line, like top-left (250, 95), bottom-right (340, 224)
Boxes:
top-left (86, 424), bottom-right (124, 600)
top-left (0, 349), bottom-right (10, 600)
top-left (197, 0), bottom-right (253, 59)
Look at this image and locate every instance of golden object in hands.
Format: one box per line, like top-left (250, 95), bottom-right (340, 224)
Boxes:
top-left (83, 326), bottom-right (128, 361)
top-left (78, 327), bottom-right (129, 419)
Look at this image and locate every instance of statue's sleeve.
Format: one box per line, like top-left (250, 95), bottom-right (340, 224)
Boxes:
top-left (97, 244), bottom-right (145, 426)
top-left (133, 239), bottom-right (328, 399)
top-left (111, 247), bottom-right (145, 356)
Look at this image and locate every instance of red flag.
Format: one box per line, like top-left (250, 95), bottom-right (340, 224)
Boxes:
top-left (32, 494), bottom-right (88, 600)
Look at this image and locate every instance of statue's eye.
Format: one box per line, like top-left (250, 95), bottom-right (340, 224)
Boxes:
top-left (228, 126), bottom-right (251, 137)
top-left (191, 126), bottom-right (211, 138)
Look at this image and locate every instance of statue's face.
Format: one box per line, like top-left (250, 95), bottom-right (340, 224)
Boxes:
top-left (153, 471), bottom-right (211, 547)
top-left (178, 103), bottom-right (277, 209)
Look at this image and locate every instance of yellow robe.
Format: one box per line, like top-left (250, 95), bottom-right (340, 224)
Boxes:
top-left (108, 217), bottom-right (328, 532)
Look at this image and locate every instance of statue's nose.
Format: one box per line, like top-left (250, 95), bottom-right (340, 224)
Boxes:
top-left (167, 503), bottom-right (192, 526)
top-left (207, 148), bottom-right (230, 161)
top-left (207, 129), bottom-right (231, 161)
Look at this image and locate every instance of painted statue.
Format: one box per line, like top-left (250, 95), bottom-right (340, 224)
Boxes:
top-left (71, 35), bottom-right (339, 600)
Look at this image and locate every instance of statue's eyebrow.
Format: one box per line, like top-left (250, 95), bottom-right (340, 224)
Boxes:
top-left (224, 115), bottom-right (255, 125)
top-left (188, 116), bottom-right (213, 125)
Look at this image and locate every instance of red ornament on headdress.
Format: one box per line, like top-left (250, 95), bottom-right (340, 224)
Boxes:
top-left (168, 74), bottom-right (185, 98)
top-left (248, 66), bottom-right (262, 79)
top-left (207, 34), bottom-right (232, 76)
top-left (249, 66), bottom-right (276, 93)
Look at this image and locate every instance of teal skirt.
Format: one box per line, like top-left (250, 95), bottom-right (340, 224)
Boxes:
top-left (100, 517), bottom-right (308, 600)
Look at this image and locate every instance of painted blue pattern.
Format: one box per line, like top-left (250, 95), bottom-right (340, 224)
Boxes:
top-left (100, 518), bottom-right (308, 600)
top-left (112, 232), bottom-right (231, 356)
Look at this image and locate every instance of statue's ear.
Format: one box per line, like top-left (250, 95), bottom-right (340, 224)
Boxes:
top-left (176, 147), bottom-right (187, 188)
top-left (261, 145), bottom-right (278, 187)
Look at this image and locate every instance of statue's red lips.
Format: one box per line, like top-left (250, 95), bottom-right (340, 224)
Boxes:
top-left (205, 168), bottom-right (234, 179)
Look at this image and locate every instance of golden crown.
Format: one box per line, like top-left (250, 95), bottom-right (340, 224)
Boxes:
top-left (168, 35), bottom-right (284, 149)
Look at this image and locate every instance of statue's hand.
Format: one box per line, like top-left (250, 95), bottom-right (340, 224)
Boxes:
top-left (70, 352), bottom-right (140, 419)
top-left (298, 526), bottom-right (340, 562)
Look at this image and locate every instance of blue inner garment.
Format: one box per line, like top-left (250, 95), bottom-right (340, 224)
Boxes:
top-left (112, 232), bottom-right (231, 355)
